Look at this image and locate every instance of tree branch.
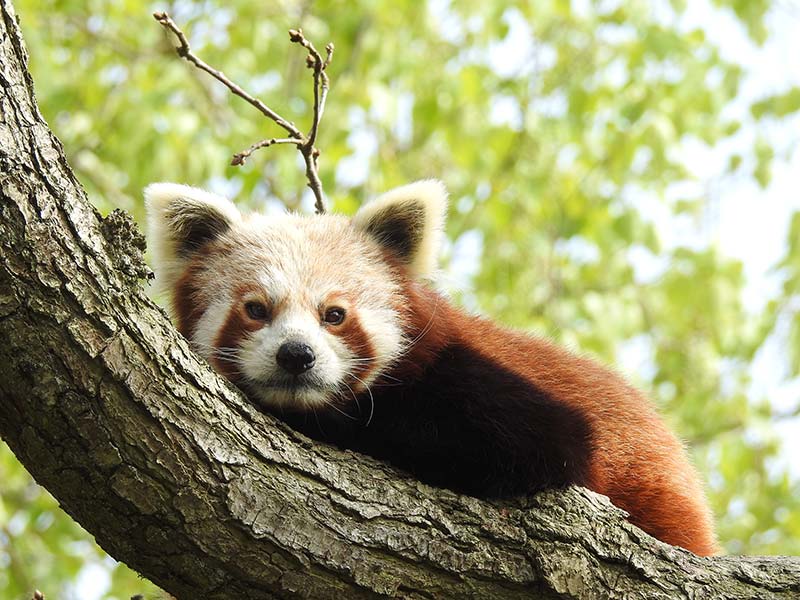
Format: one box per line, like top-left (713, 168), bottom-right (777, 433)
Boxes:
top-left (153, 11), bottom-right (303, 139)
top-left (153, 12), bottom-right (332, 214)
top-left (1, 2), bottom-right (799, 598)
top-left (289, 28), bottom-right (334, 152)
top-left (230, 137), bottom-right (302, 167)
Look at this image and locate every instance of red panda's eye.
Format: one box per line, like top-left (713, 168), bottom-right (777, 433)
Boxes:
top-left (323, 307), bottom-right (346, 325)
top-left (245, 301), bottom-right (269, 321)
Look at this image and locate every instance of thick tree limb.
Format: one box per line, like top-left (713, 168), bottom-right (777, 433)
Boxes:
top-left (0, 2), bottom-right (799, 598)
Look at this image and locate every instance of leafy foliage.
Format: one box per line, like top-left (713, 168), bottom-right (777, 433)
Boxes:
top-left (2, 0), bottom-right (799, 596)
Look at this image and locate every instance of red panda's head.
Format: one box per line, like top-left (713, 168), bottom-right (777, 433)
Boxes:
top-left (145, 181), bottom-right (447, 413)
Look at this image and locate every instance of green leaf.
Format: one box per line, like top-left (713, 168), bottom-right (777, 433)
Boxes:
top-left (750, 88), bottom-right (800, 119)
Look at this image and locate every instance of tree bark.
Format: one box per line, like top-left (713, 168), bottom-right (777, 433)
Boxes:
top-left (0, 1), bottom-right (798, 598)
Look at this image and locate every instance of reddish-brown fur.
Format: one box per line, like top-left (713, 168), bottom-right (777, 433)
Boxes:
top-left (171, 226), bottom-right (717, 556)
top-left (385, 276), bottom-right (718, 556)
top-left (212, 286), bottom-right (271, 380)
top-left (329, 303), bottom-right (377, 384)
top-left (173, 261), bottom-right (209, 339)
top-left (203, 284), bottom-right (378, 391)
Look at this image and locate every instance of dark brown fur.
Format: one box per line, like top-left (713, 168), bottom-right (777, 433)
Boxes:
top-left (282, 274), bottom-right (719, 556)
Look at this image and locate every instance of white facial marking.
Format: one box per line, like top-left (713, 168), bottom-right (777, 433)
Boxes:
top-left (148, 180), bottom-right (447, 415)
top-left (192, 295), bottom-right (233, 359)
top-left (235, 299), bottom-right (342, 410)
top-left (357, 306), bottom-right (404, 382)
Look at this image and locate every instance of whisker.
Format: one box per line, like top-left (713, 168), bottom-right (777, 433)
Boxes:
top-left (376, 372), bottom-right (403, 384)
top-left (191, 341), bottom-right (238, 351)
top-left (340, 381), bottom-right (362, 418)
top-left (191, 343), bottom-right (243, 358)
top-left (213, 354), bottom-right (241, 364)
top-left (349, 374), bottom-right (375, 427)
top-left (321, 396), bottom-right (358, 421)
top-left (311, 404), bottom-right (325, 436)
top-left (398, 295), bottom-right (441, 358)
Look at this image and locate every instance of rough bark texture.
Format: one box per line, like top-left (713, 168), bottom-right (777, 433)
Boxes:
top-left (1, 2), bottom-right (799, 598)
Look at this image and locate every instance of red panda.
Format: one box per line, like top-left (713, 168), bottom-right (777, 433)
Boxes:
top-left (146, 180), bottom-right (718, 556)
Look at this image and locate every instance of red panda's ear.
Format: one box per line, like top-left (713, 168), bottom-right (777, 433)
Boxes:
top-left (352, 180), bottom-right (448, 277)
top-left (145, 183), bottom-right (241, 289)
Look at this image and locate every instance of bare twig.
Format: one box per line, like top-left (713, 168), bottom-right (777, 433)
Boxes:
top-left (153, 12), bottom-right (301, 138)
top-left (231, 138), bottom-right (301, 166)
top-left (289, 28), bottom-right (334, 152)
top-left (153, 12), bottom-right (334, 214)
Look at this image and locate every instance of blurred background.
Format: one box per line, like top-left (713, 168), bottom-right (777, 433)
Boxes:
top-left (2, 0), bottom-right (799, 597)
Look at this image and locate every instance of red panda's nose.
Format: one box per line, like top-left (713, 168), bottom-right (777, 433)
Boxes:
top-left (276, 341), bottom-right (316, 375)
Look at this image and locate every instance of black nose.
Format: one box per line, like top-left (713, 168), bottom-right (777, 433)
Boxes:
top-left (276, 341), bottom-right (316, 375)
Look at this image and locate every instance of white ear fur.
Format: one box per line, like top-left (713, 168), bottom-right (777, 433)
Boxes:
top-left (144, 182), bottom-right (241, 290)
top-left (352, 179), bottom-right (448, 277)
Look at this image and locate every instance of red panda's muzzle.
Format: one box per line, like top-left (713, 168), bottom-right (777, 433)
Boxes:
top-left (275, 340), bottom-right (317, 375)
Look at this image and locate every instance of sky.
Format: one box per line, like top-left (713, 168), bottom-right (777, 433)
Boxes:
top-left (675, 1), bottom-right (800, 473)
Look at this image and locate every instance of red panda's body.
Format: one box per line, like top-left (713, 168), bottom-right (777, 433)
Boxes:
top-left (146, 180), bottom-right (718, 556)
top-left (282, 276), bottom-right (718, 556)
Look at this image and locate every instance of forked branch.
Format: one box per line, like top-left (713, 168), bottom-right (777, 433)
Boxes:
top-left (153, 12), bottom-right (333, 214)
